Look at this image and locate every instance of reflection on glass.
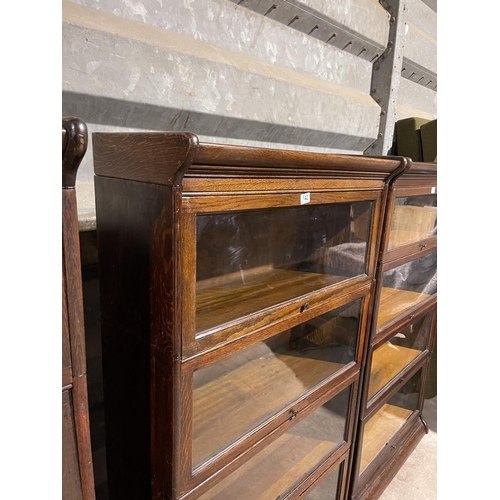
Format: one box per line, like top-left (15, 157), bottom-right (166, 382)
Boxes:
top-left (368, 311), bottom-right (433, 399)
top-left (388, 195), bottom-right (437, 249)
top-left (197, 387), bottom-right (351, 500)
top-left (193, 301), bottom-right (361, 468)
top-left (359, 369), bottom-right (422, 475)
top-left (377, 251), bottom-right (436, 329)
top-left (196, 202), bottom-right (372, 335)
top-left (305, 462), bottom-right (342, 500)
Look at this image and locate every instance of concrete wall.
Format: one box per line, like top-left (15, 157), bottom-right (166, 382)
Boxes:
top-left (396, 0), bottom-right (437, 120)
top-left (62, 0), bottom-right (437, 228)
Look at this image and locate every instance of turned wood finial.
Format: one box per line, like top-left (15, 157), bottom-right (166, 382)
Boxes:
top-left (62, 117), bottom-right (88, 188)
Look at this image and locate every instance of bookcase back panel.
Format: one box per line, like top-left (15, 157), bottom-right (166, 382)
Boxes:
top-left (388, 194), bottom-right (437, 250)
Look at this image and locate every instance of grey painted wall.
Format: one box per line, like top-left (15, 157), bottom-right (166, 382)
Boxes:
top-left (61, 0), bottom-right (437, 228)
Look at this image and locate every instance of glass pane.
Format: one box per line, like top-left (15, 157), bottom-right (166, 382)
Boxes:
top-left (388, 195), bottom-right (437, 249)
top-left (368, 311), bottom-right (433, 400)
top-left (305, 462), bottom-right (342, 500)
top-left (376, 251), bottom-right (436, 330)
top-left (359, 369), bottom-right (422, 475)
top-left (196, 201), bottom-right (372, 336)
top-left (197, 386), bottom-right (351, 500)
top-left (193, 300), bottom-right (361, 468)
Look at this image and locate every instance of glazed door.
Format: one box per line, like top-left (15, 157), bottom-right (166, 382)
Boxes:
top-left (181, 189), bottom-right (384, 357)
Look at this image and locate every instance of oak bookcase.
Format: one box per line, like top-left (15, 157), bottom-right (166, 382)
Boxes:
top-left (92, 131), bottom-right (410, 500)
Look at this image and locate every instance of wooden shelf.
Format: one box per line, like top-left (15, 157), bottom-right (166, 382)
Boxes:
top-left (198, 430), bottom-right (336, 500)
top-left (193, 342), bottom-right (344, 467)
top-left (368, 343), bottom-right (421, 399)
top-left (196, 267), bottom-right (347, 334)
top-left (359, 404), bottom-right (412, 474)
top-left (376, 287), bottom-right (430, 329)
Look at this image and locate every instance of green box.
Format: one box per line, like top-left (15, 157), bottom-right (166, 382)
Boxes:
top-left (395, 117), bottom-right (430, 161)
top-left (420, 119), bottom-right (437, 162)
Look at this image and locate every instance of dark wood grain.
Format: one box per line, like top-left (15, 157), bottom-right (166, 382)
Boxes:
top-left (95, 176), bottom-right (177, 351)
top-left (63, 267), bottom-right (73, 388)
top-left (394, 161), bottom-right (437, 181)
top-left (95, 175), bottom-right (184, 498)
top-left (72, 375), bottom-right (97, 500)
top-left (63, 189), bottom-right (87, 378)
top-left (100, 318), bottom-right (184, 499)
top-left (63, 390), bottom-right (83, 500)
top-left (93, 132), bottom-right (199, 186)
top-left (193, 143), bottom-right (406, 179)
top-left (100, 319), bottom-right (152, 499)
top-left (93, 132), bottom-right (410, 185)
top-left (62, 117), bottom-right (95, 500)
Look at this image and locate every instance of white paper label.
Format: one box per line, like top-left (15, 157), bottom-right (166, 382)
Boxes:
top-left (431, 187), bottom-right (436, 194)
top-left (300, 192), bottom-right (310, 205)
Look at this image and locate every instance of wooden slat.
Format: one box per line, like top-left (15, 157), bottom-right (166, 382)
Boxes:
top-left (62, 391), bottom-right (83, 500)
top-left (62, 264), bottom-right (73, 387)
top-left (182, 177), bottom-right (384, 193)
top-left (193, 346), bottom-right (344, 466)
top-left (185, 190), bottom-right (378, 212)
top-left (196, 268), bottom-right (348, 334)
top-left (194, 143), bottom-right (403, 174)
top-left (376, 288), bottom-right (430, 329)
top-left (62, 189), bottom-right (87, 378)
top-left (62, 117), bottom-right (96, 500)
top-left (368, 343), bottom-right (421, 399)
top-left (359, 404), bottom-right (412, 474)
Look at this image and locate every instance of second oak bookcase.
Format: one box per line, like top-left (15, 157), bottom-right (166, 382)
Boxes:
top-left (348, 161), bottom-right (437, 500)
top-left (93, 132), bottom-right (408, 500)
